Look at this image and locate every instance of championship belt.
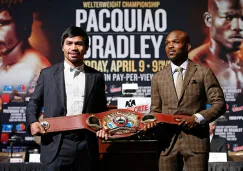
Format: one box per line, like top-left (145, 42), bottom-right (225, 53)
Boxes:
top-left (40, 109), bottom-right (190, 139)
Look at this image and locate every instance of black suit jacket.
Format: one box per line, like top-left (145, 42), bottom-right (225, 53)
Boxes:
top-left (210, 135), bottom-right (227, 152)
top-left (26, 62), bottom-right (108, 164)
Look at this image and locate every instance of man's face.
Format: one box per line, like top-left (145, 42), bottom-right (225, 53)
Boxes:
top-left (209, 123), bottom-right (216, 135)
top-left (165, 31), bottom-right (189, 61)
top-left (62, 36), bottom-right (88, 65)
top-left (209, 0), bottom-right (243, 50)
top-left (0, 10), bottom-right (20, 55)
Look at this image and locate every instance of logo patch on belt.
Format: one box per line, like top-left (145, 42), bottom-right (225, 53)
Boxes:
top-left (103, 110), bottom-right (139, 135)
top-left (40, 121), bottom-right (50, 131)
top-left (86, 115), bottom-right (102, 131)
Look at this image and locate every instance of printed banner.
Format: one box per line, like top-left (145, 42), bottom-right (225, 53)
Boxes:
top-left (0, 0), bottom-right (242, 152)
top-left (117, 97), bottom-right (151, 114)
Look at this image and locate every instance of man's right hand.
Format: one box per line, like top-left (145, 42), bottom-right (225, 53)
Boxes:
top-left (30, 122), bottom-right (46, 135)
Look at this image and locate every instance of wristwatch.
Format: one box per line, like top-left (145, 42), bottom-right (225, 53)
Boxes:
top-left (194, 116), bottom-right (205, 124)
top-left (194, 116), bottom-right (200, 124)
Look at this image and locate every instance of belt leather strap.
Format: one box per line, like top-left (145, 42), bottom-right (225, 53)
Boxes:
top-left (40, 109), bottom-right (190, 139)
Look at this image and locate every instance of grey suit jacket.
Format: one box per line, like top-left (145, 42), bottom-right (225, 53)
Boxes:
top-left (26, 62), bottom-right (108, 164)
top-left (151, 60), bottom-right (226, 155)
top-left (210, 135), bottom-right (227, 152)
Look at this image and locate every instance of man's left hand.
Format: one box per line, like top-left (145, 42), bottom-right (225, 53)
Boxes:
top-left (96, 129), bottom-right (109, 140)
top-left (177, 115), bottom-right (199, 129)
top-left (143, 121), bottom-right (157, 131)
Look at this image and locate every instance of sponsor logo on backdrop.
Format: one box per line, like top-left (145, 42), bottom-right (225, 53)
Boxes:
top-left (2, 124), bottom-right (13, 133)
top-left (0, 133), bottom-right (9, 143)
top-left (1, 94), bottom-right (10, 103)
top-left (232, 105), bottom-right (243, 112)
top-left (233, 145), bottom-right (243, 152)
top-left (16, 84), bottom-right (26, 94)
top-left (110, 85), bottom-right (122, 93)
top-left (125, 99), bottom-right (136, 107)
top-left (25, 136), bottom-right (35, 141)
top-left (16, 123), bottom-right (26, 133)
top-left (28, 85), bottom-right (35, 94)
top-left (229, 116), bottom-right (243, 120)
top-left (3, 85), bottom-right (13, 93)
top-left (25, 97), bottom-right (30, 101)
top-left (124, 99), bottom-right (149, 113)
top-left (127, 105), bottom-right (149, 113)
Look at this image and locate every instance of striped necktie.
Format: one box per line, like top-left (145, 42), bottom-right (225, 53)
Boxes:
top-left (175, 67), bottom-right (183, 98)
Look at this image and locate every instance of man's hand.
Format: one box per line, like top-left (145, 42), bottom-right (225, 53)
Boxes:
top-left (96, 129), bottom-right (109, 140)
top-left (30, 122), bottom-right (46, 135)
top-left (177, 115), bottom-right (199, 129)
top-left (0, 97), bottom-right (2, 111)
top-left (143, 121), bottom-right (157, 131)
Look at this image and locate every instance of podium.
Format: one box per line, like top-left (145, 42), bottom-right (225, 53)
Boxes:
top-left (99, 98), bottom-right (158, 171)
top-left (99, 138), bottom-right (158, 171)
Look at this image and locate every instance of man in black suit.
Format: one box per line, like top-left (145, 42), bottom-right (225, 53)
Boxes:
top-left (26, 26), bottom-right (108, 171)
top-left (210, 121), bottom-right (227, 152)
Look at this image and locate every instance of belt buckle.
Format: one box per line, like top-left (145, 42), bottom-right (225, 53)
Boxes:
top-left (103, 110), bottom-right (139, 135)
top-left (86, 110), bottom-right (140, 135)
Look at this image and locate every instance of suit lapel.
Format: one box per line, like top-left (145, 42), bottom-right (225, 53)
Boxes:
top-left (178, 60), bottom-right (197, 101)
top-left (53, 62), bottom-right (66, 113)
top-left (83, 65), bottom-right (95, 112)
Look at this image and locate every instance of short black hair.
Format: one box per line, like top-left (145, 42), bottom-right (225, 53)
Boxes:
top-left (61, 26), bottom-right (89, 47)
top-left (167, 30), bottom-right (191, 44)
top-left (0, 3), bottom-right (33, 40)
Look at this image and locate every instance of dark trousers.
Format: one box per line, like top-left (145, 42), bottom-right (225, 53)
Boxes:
top-left (159, 134), bottom-right (208, 171)
top-left (46, 131), bottom-right (93, 171)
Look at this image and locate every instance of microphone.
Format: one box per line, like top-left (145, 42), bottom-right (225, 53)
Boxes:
top-left (9, 135), bottom-right (23, 143)
top-left (8, 135), bottom-right (24, 158)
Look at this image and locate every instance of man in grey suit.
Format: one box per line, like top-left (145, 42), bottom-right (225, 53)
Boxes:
top-left (210, 121), bottom-right (227, 152)
top-left (148, 30), bottom-right (226, 171)
top-left (26, 26), bottom-right (108, 171)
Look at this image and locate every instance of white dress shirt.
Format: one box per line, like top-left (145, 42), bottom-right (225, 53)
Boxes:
top-left (171, 60), bottom-right (188, 85)
top-left (64, 61), bottom-right (85, 116)
top-left (170, 60), bottom-right (205, 124)
top-left (210, 134), bottom-right (213, 143)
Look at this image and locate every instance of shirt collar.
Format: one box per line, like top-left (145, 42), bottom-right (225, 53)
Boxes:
top-left (171, 59), bottom-right (188, 74)
top-left (64, 61), bottom-right (84, 72)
